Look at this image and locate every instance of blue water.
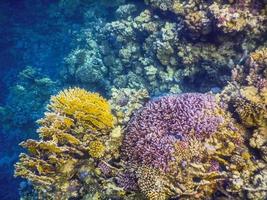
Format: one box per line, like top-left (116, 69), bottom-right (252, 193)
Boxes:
top-left (0, 1), bottom-right (86, 199)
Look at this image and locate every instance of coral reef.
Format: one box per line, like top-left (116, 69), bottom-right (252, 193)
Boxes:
top-left (100, 7), bottom-right (236, 94)
top-left (14, 85), bottom-right (266, 199)
top-left (145, 0), bottom-right (267, 36)
top-left (219, 46), bottom-right (267, 199)
top-left (109, 87), bottom-right (149, 126)
top-left (60, 4), bottom-right (232, 96)
top-left (60, 0), bottom-right (267, 99)
top-left (120, 93), bottom-right (255, 199)
top-left (14, 88), bottom-right (120, 199)
top-left (5, 0), bottom-right (267, 199)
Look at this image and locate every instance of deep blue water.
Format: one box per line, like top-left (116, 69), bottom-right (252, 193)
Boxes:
top-left (0, 0), bottom-right (126, 198)
top-left (0, 1), bottom-right (85, 199)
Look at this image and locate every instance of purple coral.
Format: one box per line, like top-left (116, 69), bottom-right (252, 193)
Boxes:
top-left (122, 93), bottom-right (224, 172)
top-left (116, 170), bottom-right (138, 191)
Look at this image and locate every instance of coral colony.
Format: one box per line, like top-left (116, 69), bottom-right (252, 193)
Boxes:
top-left (0, 0), bottom-right (264, 199)
top-left (15, 70), bottom-right (267, 199)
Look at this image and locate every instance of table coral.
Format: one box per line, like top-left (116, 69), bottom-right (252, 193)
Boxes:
top-left (14, 88), bottom-right (118, 199)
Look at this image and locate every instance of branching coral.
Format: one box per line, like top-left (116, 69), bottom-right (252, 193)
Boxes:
top-left (49, 87), bottom-right (114, 131)
top-left (14, 88), bottom-right (119, 199)
top-left (219, 46), bottom-right (267, 199)
top-left (122, 93), bottom-right (224, 171)
top-left (120, 93), bottom-right (253, 199)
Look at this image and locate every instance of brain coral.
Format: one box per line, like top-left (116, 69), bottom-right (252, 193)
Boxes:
top-left (122, 93), bottom-right (223, 171)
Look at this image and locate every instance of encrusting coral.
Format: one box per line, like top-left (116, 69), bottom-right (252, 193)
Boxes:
top-left (14, 88), bottom-right (121, 199)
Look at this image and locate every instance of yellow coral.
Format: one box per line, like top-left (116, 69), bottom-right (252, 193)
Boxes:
top-left (14, 88), bottom-right (116, 199)
top-left (49, 87), bottom-right (114, 131)
top-left (172, 1), bottom-right (184, 15)
top-left (88, 140), bottom-right (106, 158)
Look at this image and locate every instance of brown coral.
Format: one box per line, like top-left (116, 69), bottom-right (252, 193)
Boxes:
top-left (218, 46), bottom-right (267, 199)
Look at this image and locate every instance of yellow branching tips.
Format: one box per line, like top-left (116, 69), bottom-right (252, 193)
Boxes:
top-left (88, 140), bottom-right (106, 158)
top-left (49, 87), bottom-right (114, 131)
top-left (14, 88), bottom-right (116, 199)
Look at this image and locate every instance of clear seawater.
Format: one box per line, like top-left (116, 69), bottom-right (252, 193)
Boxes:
top-left (0, 1), bottom-right (86, 198)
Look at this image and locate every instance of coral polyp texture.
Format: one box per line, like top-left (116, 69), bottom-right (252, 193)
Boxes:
top-left (122, 93), bottom-right (223, 170)
top-left (14, 88), bottom-right (119, 199)
top-left (49, 88), bottom-right (114, 131)
top-left (109, 87), bottom-right (149, 126)
top-left (120, 93), bottom-right (255, 199)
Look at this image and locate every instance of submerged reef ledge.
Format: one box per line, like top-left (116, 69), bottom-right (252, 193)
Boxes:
top-left (15, 84), bottom-right (266, 199)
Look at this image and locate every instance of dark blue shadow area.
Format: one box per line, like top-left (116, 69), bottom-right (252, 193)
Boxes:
top-left (0, 0), bottom-right (87, 199)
